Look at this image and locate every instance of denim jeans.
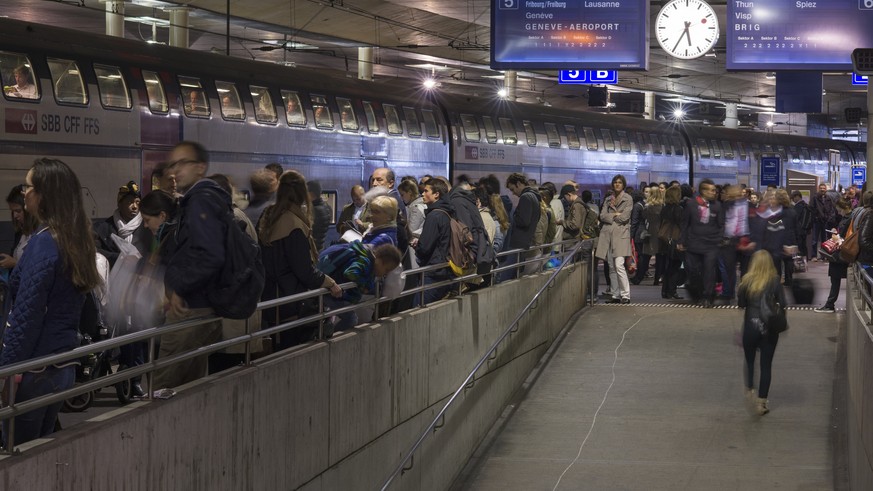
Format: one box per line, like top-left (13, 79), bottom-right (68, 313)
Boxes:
top-left (2, 365), bottom-right (75, 448)
top-left (413, 273), bottom-right (453, 307)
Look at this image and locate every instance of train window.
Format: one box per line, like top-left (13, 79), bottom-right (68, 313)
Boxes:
top-left (809, 148), bottom-right (821, 162)
top-left (710, 140), bottom-right (721, 159)
top-left (216, 81), bottom-right (245, 121)
top-left (635, 132), bottom-right (649, 154)
top-left (788, 146), bottom-right (798, 161)
top-left (499, 118), bottom-right (518, 145)
top-left (460, 114), bottom-right (480, 142)
top-left (737, 142), bottom-right (748, 160)
top-left (93, 64), bottom-right (130, 109)
top-left (142, 71), bottom-right (167, 113)
top-left (362, 102), bottom-right (380, 133)
top-left (281, 90), bottom-right (306, 126)
top-left (1, 52), bottom-right (39, 100)
top-left (600, 129), bottom-right (615, 152)
top-left (422, 109), bottom-right (439, 139)
top-left (47, 58), bottom-right (87, 105)
top-left (649, 134), bottom-right (662, 154)
top-left (721, 141), bottom-right (735, 159)
top-left (800, 147), bottom-right (811, 162)
top-left (384, 104), bottom-right (403, 135)
top-left (338, 98), bottom-right (359, 132)
top-left (251, 85), bottom-right (277, 123)
top-left (178, 76), bottom-right (209, 117)
top-left (777, 145), bottom-right (788, 161)
top-left (523, 121), bottom-right (537, 146)
top-left (403, 106), bottom-right (421, 137)
top-left (583, 127), bottom-right (598, 150)
top-left (565, 125), bottom-right (581, 150)
top-left (763, 144), bottom-right (774, 153)
top-left (616, 130), bottom-right (631, 153)
top-left (311, 95), bottom-right (333, 129)
top-left (483, 116), bottom-right (498, 144)
top-left (696, 139), bottom-right (711, 158)
top-left (672, 136), bottom-right (685, 156)
top-left (544, 122), bottom-right (561, 148)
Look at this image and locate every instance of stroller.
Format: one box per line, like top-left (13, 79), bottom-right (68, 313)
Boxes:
top-left (62, 291), bottom-right (133, 412)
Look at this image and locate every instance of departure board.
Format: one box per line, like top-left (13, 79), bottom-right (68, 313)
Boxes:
top-left (490, 0), bottom-right (649, 70)
top-left (727, 0), bottom-right (873, 70)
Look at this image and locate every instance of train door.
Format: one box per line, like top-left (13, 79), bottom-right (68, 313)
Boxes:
top-left (521, 163), bottom-right (543, 187)
top-left (827, 149), bottom-right (840, 188)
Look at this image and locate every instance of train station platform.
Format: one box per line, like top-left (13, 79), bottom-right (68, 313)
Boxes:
top-left (0, 259), bottom-right (859, 490)
top-left (452, 300), bottom-right (843, 490)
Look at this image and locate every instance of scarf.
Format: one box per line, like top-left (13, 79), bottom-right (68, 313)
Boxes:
top-left (724, 198), bottom-right (749, 237)
top-left (267, 205), bottom-right (318, 263)
top-left (695, 196), bottom-right (710, 224)
top-left (114, 210), bottom-right (142, 242)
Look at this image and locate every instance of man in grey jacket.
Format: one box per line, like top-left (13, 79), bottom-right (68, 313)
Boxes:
top-left (499, 173), bottom-right (541, 282)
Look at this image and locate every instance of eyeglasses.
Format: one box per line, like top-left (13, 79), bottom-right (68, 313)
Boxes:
top-left (20, 183), bottom-right (34, 193)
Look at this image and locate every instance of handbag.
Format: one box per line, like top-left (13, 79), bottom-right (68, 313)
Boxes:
top-left (657, 220), bottom-right (678, 242)
top-left (792, 255), bottom-right (807, 273)
top-left (625, 240), bottom-right (638, 275)
top-left (839, 209), bottom-right (867, 263)
top-left (760, 288), bottom-right (788, 334)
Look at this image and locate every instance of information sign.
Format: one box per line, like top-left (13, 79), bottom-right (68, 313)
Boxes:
top-left (760, 156), bottom-right (781, 188)
top-left (853, 168), bottom-right (867, 187)
top-left (726, 1), bottom-right (873, 70)
top-left (491, 0), bottom-right (648, 70)
top-left (853, 73), bottom-right (869, 86)
top-left (558, 70), bottom-right (617, 84)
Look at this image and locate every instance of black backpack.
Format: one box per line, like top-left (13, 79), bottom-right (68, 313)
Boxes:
top-left (207, 204), bottom-right (266, 319)
top-left (796, 201), bottom-right (813, 233)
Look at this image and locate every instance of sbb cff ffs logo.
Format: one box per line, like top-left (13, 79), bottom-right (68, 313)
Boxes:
top-left (862, 0), bottom-right (873, 10)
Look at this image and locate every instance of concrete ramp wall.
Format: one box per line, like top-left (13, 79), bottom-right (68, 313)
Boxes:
top-left (846, 272), bottom-right (873, 490)
top-left (0, 263), bottom-right (587, 491)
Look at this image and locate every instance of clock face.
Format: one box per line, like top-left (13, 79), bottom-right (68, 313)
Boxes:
top-left (656, 0), bottom-right (720, 60)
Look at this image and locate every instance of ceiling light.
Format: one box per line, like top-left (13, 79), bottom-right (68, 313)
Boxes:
top-left (406, 63), bottom-right (452, 72)
top-left (673, 109), bottom-right (685, 119)
top-left (497, 88), bottom-right (508, 98)
top-left (766, 120), bottom-right (775, 127)
top-left (125, 16), bottom-right (170, 27)
top-left (423, 78), bottom-right (437, 90)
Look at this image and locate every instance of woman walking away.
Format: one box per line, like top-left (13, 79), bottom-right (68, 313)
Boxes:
top-left (737, 250), bottom-right (787, 416)
top-left (1, 158), bottom-right (101, 447)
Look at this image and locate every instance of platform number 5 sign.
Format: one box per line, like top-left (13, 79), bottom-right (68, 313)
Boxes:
top-left (500, 0), bottom-right (518, 9)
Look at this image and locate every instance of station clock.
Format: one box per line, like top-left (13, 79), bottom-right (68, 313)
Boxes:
top-left (655, 0), bottom-right (720, 60)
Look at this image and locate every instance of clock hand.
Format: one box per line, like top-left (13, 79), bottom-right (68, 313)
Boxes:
top-left (672, 23), bottom-right (690, 53)
top-left (684, 21), bottom-right (693, 46)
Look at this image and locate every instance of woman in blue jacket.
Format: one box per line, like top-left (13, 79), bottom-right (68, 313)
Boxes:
top-left (1, 158), bottom-right (100, 447)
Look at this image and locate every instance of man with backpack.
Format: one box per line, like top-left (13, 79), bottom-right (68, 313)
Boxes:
top-left (811, 183), bottom-right (837, 261)
top-left (413, 178), bottom-right (455, 305)
top-left (448, 180), bottom-right (494, 285)
top-left (153, 141), bottom-right (232, 392)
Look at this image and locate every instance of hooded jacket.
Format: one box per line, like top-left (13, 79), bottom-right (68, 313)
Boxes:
top-left (507, 187), bottom-right (542, 250)
top-left (416, 198), bottom-right (455, 270)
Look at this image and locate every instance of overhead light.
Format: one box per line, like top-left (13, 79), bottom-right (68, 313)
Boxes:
top-left (497, 88), bottom-right (508, 98)
top-left (765, 72), bottom-right (776, 79)
top-left (673, 109), bottom-right (685, 119)
top-left (766, 120), bottom-right (775, 127)
top-left (125, 16), bottom-right (170, 27)
top-left (406, 63), bottom-right (452, 72)
top-left (423, 78), bottom-right (438, 90)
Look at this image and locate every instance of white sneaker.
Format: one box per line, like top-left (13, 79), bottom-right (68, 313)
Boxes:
top-left (814, 306), bottom-right (835, 313)
top-left (756, 398), bottom-right (769, 416)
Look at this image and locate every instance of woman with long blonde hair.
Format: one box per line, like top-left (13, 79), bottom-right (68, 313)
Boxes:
top-left (737, 250), bottom-right (787, 416)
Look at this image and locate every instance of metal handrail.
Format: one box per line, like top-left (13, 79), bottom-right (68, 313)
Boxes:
top-left (852, 263), bottom-right (873, 317)
top-left (380, 239), bottom-right (590, 490)
top-left (0, 237), bottom-right (587, 452)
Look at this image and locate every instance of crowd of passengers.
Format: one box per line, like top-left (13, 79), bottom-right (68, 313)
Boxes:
top-left (1, 139), bottom-right (872, 447)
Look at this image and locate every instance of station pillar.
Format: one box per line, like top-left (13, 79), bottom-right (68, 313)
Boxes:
top-left (358, 47), bottom-right (374, 81)
top-left (104, 1), bottom-right (125, 38)
top-left (868, 80), bottom-right (872, 169)
top-left (724, 103), bottom-right (738, 129)
top-left (644, 92), bottom-right (655, 120)
top-left (168, 8), bottom-right (191, 48)
top-left (505, 70), bottom-right (517, 102)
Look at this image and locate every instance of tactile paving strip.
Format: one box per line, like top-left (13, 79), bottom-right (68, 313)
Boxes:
top-left (594, 302), bottom-right (843, 311)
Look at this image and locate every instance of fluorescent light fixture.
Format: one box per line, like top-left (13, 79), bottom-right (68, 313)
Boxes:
top-left (406, 63), bottom-right (452, 71)
top-left (497, 88), bottom-right (508, 98)
top-left (673, 109), bottom-right (685, 118)
top-left (423, 78), bottom-right (437, 90)
top-left (126, 16), bottom-right (170, 27)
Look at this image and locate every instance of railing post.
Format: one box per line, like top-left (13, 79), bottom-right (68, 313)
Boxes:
top-left (419, 270), bottom-right (426, 307)
top-left (244, 316), bottom-right (252, 366)
top-left (589, 244), bottom-right (596, 306)
top-left (147, 335), bottom-right (156, 400)
top-left (318, 292), bottom-right (325, 340)
top-left (4, 375), bottom-right (16, 452)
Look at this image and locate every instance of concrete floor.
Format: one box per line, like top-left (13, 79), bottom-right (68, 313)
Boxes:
top-left (453, 262), bottom-right (844, 491)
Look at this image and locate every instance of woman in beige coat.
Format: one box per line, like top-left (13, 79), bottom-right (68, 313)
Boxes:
top-left (595, 175), bottom-right (633, 303)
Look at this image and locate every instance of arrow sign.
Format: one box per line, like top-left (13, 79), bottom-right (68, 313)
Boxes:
top-left (559, 70), bottom-right (617, 85)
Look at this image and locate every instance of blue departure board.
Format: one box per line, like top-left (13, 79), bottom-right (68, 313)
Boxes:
top-left (490, 0), bottom-right (649, 70)
top-left (727, 0), bottom-right (873, 70)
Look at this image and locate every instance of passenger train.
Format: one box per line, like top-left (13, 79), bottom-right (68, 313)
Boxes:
top-left (0, 17), bottom-right (866, 250)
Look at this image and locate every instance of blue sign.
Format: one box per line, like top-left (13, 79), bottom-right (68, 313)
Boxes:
top-left (727, 1), bottom-right (873, 70)
top-left (853, 168), bottom-right (867, 186)
top-left (491, 0), bottom-right (649, 70)
top-left (558, 70), bottom-right (618, 84)
top-left (853, 73), bottom-right (869, 86)
top-left (760, 156), bottom-right (781, 188)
